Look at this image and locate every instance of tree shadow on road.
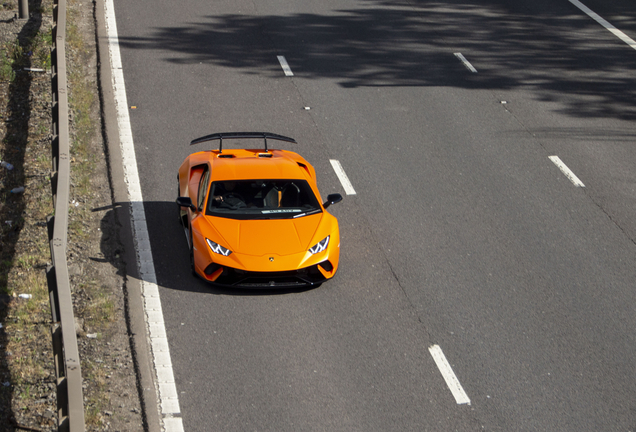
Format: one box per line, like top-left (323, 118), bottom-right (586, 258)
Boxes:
top-left (116, 0), bottom-right (636, 121)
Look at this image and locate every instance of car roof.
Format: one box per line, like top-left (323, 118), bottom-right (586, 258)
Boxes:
top-left (191, 149), bottom-right (314, 181)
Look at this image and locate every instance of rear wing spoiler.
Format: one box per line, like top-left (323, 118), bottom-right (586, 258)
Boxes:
top-left (190, 132), bottom-right (297, 153)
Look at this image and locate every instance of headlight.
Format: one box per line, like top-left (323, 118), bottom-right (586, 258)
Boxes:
top-left (309, 236), bottom-right (330, 254)
top-left (206, 238), bottom-right (232, 256)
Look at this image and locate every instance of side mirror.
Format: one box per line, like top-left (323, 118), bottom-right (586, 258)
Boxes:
top-left (176, 196), bottom-right (196, 210)
top-left (323, 193), bottom-right (343, 209)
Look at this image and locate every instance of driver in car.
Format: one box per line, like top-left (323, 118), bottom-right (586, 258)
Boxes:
top-left (212, 181), bottom-right (247, 209)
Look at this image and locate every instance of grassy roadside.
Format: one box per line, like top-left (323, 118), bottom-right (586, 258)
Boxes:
top-left (1, 0), bottom-right (143, 430)
top-left (1, 0), bottom-right (57, 429)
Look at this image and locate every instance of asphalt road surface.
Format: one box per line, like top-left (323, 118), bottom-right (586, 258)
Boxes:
top-left (108, 0), bottom-right (636, 430)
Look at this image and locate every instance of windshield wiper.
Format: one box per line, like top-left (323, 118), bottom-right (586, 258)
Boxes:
top-left (293, 209), bottom-right (322, 219)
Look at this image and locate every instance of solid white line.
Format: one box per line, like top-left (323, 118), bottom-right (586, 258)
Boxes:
top-left (277, 55), bottom-right (294, 76)
top-left (549, 156), bottom-right (586, 188)
top-left (454, 52), bottom-right (478, 73)
top-left (569, 0), bottom-right (636, 51)
top-left (429, 345), bottom-right (471, 405)
top-left (329, 160), bottom-right (357, 195)
top-left (104, 1), bottom-right (184, 431)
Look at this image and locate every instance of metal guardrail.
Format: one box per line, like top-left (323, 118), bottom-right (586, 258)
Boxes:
top-left (47, 0), bottom-right (86, 430)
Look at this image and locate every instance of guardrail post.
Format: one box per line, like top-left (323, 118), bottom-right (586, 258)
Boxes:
top-left (18, 0), bottom-right (29, 19)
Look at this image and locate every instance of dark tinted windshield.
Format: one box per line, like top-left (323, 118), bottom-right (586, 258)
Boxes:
top-left (206, 180), bottom-right (322, 220)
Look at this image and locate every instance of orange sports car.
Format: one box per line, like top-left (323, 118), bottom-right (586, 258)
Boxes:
top-left (176, 132), bottom-right (343, 288)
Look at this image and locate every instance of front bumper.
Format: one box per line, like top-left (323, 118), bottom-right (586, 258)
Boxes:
top-left (202, 260), bottom-right (335, 288)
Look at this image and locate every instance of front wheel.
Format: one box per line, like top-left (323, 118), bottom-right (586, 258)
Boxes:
top-left (189, 231), bottom-right (197, 277)
top-left (177, 176), bottom-right (183, 224)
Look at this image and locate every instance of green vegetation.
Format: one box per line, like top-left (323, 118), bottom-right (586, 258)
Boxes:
top-left (0, 43), bottom-right (17, 81)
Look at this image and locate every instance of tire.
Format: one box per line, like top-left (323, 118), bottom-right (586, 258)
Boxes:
top-left (177, 176), bottom-right (182, 224)
top-left (189, 231), bottom-right (197, 277)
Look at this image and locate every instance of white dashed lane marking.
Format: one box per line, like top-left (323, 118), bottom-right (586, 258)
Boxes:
top-left (429, 345), bottom-right (471, 405)
top-left (454, 53), bottom-right (478, 73)
top-left (549, 156), bottom-right (586, 188)
top-left (330, 160), bottom-right (357, 195)
top-left (569, 0), bottom-right (636, 51)
top-left (277, 55), bottom-right (294, 76)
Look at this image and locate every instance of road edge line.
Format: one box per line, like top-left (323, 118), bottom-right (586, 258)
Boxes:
top-left (102, 1), bottom-right (184, 431)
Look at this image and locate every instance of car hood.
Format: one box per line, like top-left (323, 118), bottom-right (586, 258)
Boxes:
top-left (207, 213), bottom-right (323, 256)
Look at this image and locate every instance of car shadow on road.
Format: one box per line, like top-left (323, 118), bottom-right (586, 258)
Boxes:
top-left (96, 201), bottom-right (319, 297)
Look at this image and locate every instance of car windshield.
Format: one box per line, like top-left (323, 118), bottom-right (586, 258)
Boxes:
top-left (206, 179), bottom-right (322, 220)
